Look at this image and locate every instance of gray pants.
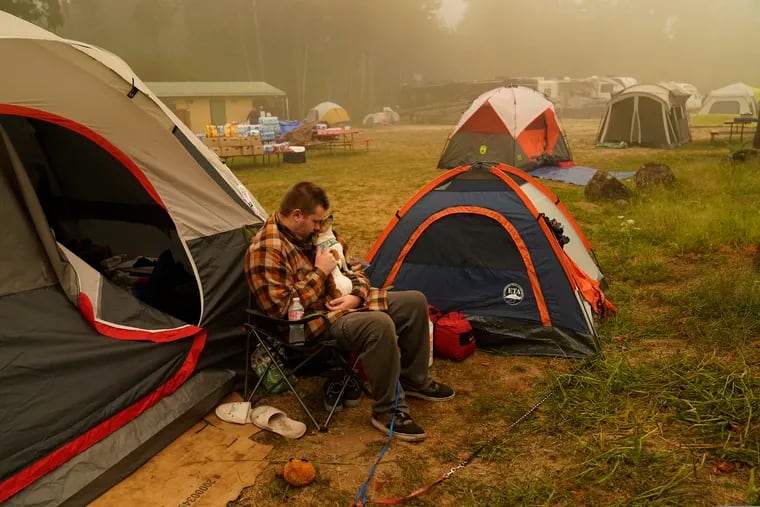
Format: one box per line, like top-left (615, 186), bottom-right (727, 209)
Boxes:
top-left (327, 290), bottom-right (432, 415)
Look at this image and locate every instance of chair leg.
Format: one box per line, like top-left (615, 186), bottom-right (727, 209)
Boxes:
top-left (322, 354), bottom-right (366, 429)
top-left (242, 326), bottom-right (368, 433)
top-left (348, 354), bottom-right (370, 396)
top-left (264, 347), bottom-right (324, 432)
top-left (244, 329), bottom-right (250, 400)
top-left (322, 371), bottom-right (351, 429)
top-left (249, 330), bottom-right (324, 432)
top-left (245, 365), bottom-right (268, 403)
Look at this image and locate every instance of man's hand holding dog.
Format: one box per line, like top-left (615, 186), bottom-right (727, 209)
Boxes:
top-left (315, 246), bottom-right (337, 277)
top-left (326, 294), bottom-right (362, 311)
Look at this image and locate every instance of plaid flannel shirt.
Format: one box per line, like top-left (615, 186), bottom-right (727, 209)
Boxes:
top-left (245, 214), bottom-right (388, 340)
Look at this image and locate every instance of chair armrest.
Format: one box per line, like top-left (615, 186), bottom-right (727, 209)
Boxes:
top-left (245, 308), bottom-right (332, 346)
top-left (245, 308), bottom-right (330, 326)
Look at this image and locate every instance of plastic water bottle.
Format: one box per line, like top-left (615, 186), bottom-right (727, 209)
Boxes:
top-left (288, 297), bottom-right (305, 345)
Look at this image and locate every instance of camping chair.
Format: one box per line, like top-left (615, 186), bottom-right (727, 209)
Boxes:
top-left (242, 307), bottom-right (367, 432)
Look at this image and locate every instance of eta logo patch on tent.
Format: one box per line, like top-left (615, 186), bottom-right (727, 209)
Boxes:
top-left (502, 283), bottom-right (524, 305)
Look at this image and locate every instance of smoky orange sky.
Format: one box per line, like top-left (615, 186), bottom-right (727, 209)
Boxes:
top-left (432, 0), bottom-right (760, 92)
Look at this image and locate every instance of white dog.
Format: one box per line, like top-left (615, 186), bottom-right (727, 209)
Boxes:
top-left (314, 215), bottom-right (353, 296)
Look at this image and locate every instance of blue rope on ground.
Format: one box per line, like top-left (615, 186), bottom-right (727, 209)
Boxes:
top-left (354, 381), bottom-right (401, 505)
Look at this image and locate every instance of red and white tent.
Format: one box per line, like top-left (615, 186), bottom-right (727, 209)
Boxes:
top-left (438, 86), bottom-right (573, 171)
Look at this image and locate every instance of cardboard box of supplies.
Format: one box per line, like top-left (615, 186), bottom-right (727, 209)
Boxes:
top-left (218, 137), bottom-right (242, 147)
top-left (240, 136), bottom-right (262, 147)
top-left (221, 146), bottom-right (242, 157)
top-left (202, 137), bottom-right (219, 148)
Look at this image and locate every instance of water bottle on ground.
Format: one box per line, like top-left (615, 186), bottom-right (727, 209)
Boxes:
top-left (288, 297), bottom-right (305, 345)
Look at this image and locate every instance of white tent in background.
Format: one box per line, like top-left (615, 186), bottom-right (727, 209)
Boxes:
top-left (659, 81), bottom-right (702, 111)
top-left (698, 82), bottom-right (759, 116)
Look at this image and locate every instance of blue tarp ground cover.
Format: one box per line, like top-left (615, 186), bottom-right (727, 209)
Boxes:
top-left (531, 166), bottom-right (636, 186)
top-left (279, 120), bottom-right (303, 137)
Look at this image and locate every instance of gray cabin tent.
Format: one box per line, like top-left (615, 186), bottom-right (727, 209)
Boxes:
top-left (0, 11), bottom-right (267, 505)
top-left (596, 83), bottom-right (691, 148)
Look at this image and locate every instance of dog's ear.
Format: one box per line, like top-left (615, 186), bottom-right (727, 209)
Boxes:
top-left (319, 214), bottom-right (334, 234)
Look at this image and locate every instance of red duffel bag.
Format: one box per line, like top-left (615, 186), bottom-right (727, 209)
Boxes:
top-left (428, 305), bottom-right (476, 362)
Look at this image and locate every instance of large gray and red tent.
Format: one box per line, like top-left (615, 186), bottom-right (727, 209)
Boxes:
top-left (366, 162), bottom-right (613, 357)
top-left (437, 86), bottom-right (573, 171)
top-left (0, 12), bottom-right (266, 505)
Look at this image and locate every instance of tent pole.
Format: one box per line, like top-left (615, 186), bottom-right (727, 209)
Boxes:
top-left (512, 87), bottom-right (517, 167)
top-left (662, 104), bottom-right (673, 146)
top-left (0, 126), bottom-right (77, 301)
top-left (630, 96), bottom-right (638, 145)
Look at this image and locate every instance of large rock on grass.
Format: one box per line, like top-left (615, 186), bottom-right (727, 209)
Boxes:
top-left (635, 162), bottom-right (676, 190)
top-left (732, 148), bottom-right (759, 162)
top-left (584, 170), bottom-right (630, 201)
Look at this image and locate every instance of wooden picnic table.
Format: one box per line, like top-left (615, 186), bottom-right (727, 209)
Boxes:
top-left (724, 117), bottom-right (758, 143)
top-left (312, 128), bottom-right (366, 152)
top-left (220, 151), bottom-right (284, 167)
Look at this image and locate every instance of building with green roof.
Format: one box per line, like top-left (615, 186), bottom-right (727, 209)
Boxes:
top-left (146, 81), bottom-right (289, 132)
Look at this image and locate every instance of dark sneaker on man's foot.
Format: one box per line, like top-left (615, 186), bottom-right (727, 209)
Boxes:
top-left (323, 379), bottom-right (344, 412)
top-left (342, 376), bottom-right (362, 408)
top-left (404, 381), bottom-right (455, 402)
top-left (371, 410), bottom-right (426, 442)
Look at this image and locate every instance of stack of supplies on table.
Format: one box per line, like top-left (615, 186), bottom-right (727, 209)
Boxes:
top-left (263, 142), bottom-right (290, 154)
top-left (198, 124), bottom-right (264, 158)
top-left (258, 116), bottom-right (281, 142)
top-left (316, 127), bottom-right (346, 137)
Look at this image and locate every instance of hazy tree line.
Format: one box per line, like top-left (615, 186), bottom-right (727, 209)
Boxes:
top-left (4, 0), bottom-right (760, 120)
top-left (57, 0), bottom-right (448, 120)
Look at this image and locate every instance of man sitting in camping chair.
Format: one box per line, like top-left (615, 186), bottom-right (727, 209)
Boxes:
top-left (245, 181), bottom-right (455, 442)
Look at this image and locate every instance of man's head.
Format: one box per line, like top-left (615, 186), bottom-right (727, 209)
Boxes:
top-left (278, 181), bottom-right (330, 241)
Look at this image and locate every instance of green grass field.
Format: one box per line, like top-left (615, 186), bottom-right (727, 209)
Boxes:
top-left (231, 121), bottom-right (760, 507)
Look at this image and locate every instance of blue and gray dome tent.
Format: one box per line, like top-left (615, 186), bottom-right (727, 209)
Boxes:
top-left (366, 162), bottom-right (614, 358)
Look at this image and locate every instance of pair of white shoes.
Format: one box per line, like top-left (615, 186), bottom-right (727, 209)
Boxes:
top-left (215, 401), bottom-right (306, 439)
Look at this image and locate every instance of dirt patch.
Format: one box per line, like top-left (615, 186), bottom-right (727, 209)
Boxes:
top-left (232, 352), bottom-right (561, 506)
